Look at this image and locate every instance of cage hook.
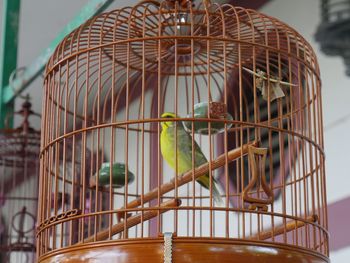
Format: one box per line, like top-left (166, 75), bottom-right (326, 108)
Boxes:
top-left (4, 92), bottom-right (41, 132)
top-left (165, 0), bottom-right (195, 8)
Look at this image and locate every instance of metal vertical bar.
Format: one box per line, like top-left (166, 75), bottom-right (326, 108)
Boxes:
top-left (0, 0), bottom-right (21, 128)
top-left (174, 1), bottom-right (179, 236)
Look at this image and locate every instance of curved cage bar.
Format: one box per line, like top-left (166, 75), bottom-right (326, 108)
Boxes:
top-left (0, 101), bottom-right (41, 263)
top-left (38, 1), bottom-right (329, 262)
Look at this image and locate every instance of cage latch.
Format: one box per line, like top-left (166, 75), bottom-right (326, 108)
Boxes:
top-left (243, 145), bottom-right (274, 212)
top-left (163, 232), bottom-right (173, 263)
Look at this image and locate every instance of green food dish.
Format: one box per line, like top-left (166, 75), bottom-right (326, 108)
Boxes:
top-left (183, 102), bottom-right (233, 135)
top-left (97, 162), bottom-right (135, 188)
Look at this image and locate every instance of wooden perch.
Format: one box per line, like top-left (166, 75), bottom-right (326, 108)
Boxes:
top-left (250, 214), bottom-right (318, 241)
top-left (81, 198), bottom-right (181, 243)
top-left (118, 141), bottom-right (257, 218)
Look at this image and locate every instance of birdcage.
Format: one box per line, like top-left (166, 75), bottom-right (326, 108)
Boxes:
top-left (37, 0), bottom-right (329, 262)
top-left (0, 99), bottom-right (41, 263)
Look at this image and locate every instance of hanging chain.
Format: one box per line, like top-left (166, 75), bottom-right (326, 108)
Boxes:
top-left (163, 232), bottom-right (173, 263)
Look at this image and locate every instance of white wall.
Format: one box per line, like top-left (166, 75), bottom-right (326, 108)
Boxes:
top-left (260, 0), bottom-right (350, 261)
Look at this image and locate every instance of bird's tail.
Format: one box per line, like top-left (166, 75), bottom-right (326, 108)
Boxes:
top-left (197, 175), bottom-right (223, 206)
top-left (212, 183), bottom-right (224, 206)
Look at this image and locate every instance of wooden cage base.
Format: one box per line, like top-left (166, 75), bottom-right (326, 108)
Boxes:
top-left (39, 238), bottom-right (329, 263)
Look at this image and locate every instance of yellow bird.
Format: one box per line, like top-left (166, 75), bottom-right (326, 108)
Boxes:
top-left (160, 112), bottom-right (223, 205)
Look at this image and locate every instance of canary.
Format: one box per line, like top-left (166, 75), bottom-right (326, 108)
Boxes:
top-left (160, 112), bottom-right (222, 205)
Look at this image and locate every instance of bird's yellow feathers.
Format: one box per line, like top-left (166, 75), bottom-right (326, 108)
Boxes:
top-left (160, 112), bottom-right (178, 130)
top-left (160, 111), bottom-right (223, 205)
top-left (161, 112), bottom-right (177, 119)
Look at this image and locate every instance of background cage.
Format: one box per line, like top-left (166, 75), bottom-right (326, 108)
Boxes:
top-left (37, 0), bottom-right (329, 262)
top-left (0, 99), bottom-right (41, 263)
top-left (315, 0), bottom-right (350, 76)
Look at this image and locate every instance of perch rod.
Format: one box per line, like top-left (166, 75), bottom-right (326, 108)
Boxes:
top-left (250, 214), bottom-right (319, 241)
top-left (118, 141), bottom-right (258, 216)
top-left (82, 198), bottom-right (181, 243)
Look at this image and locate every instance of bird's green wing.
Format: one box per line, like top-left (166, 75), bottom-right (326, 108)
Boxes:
top-left (177, 128), bottom-right (207, 167)
top-left (177, 128), bottom-right (223, 205)
top-left (177, 129), bottom-right (213, 186)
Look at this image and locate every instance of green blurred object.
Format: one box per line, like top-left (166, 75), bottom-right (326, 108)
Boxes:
top-left (0, 0), bottom-right (21, 128)
top-left (97, 162), bottom-right (135, 188)
top-left (183, 102), bottom-right (233, 135)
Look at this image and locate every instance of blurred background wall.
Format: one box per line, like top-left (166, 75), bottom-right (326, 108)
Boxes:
top-left (1, 0), bottom-right (349, 261)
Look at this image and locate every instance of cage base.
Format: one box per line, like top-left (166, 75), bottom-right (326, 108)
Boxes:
top-left (39, 238), bottom-right (329, 263)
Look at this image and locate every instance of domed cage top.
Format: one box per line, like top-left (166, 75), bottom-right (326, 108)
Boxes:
top-left (0, 100), bottom-right (41, 263)
top-left (38, 1), bottom-right (328, 262)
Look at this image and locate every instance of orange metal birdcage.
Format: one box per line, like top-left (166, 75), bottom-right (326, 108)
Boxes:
top-left (37, 0), bottom-right (329, 262)
top-left (0, 99), bottom-right (41, 263)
